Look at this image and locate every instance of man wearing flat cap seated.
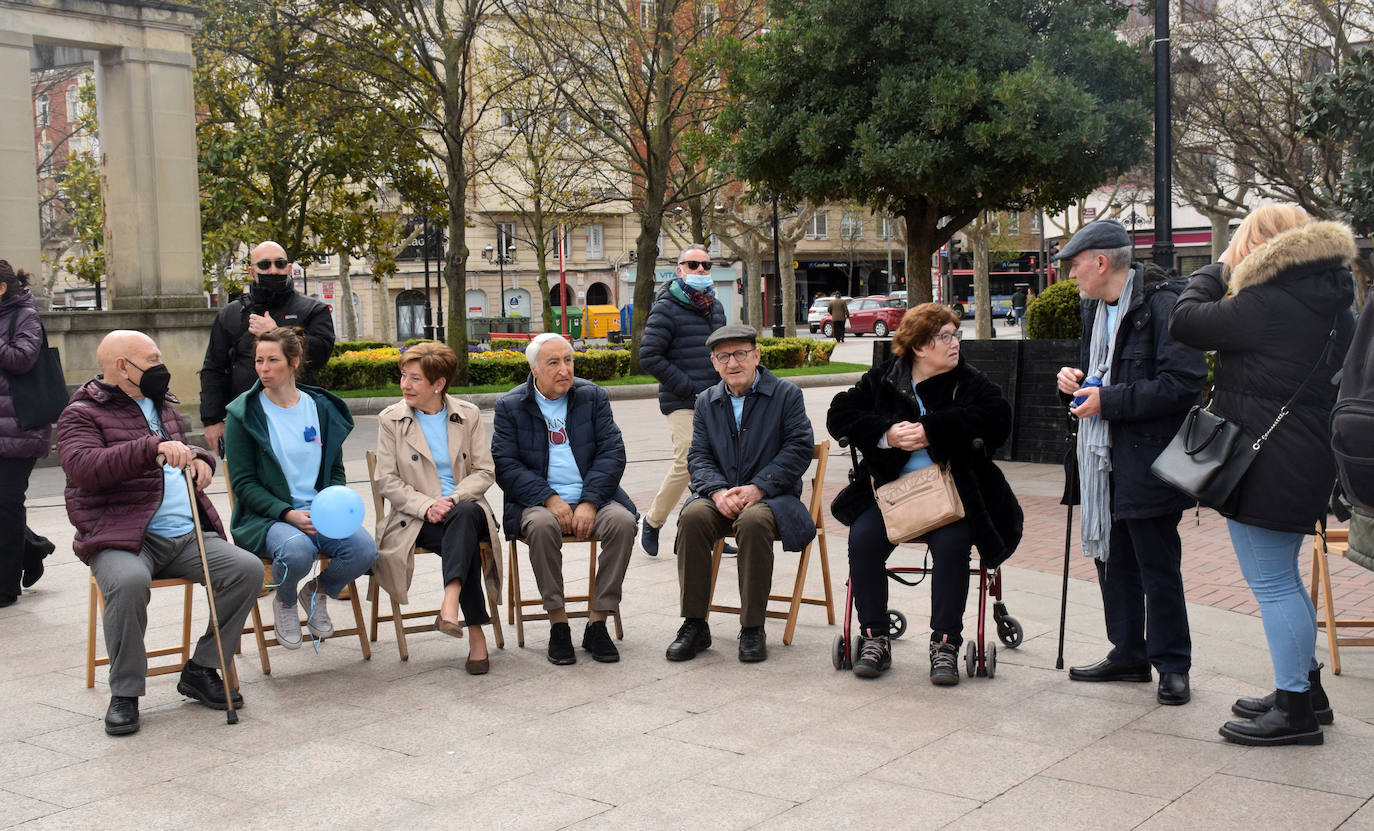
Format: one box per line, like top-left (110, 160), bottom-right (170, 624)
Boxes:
top-left (1053, 219), bottom-right (1205, 706)
top-left (666, 324), bottom-right (816, 663)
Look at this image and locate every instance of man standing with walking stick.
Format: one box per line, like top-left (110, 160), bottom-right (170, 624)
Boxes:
top-left (59, 331), bottom-right (262, 735)
top-left (1053, 221), bottom-right (1205, 706)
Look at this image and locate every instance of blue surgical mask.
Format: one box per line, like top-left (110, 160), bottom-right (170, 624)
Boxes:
top-left (684, 275), bottom-right (713, 291)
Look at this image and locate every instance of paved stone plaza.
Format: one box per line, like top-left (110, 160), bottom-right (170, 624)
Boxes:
top-left (4, 350), bottom-right (1373, 829)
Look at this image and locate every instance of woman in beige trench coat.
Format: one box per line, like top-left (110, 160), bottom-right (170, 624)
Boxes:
top-left (374, 343), bottom-right (502, 673)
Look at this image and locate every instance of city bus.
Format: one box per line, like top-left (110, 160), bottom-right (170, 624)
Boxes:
top-left (944, 269), bottom-right (1056, 321)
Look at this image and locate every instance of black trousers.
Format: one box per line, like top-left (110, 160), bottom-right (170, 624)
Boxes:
top-left (847, 502), bottom-right (973, 644)
top-left (415, 501), bottom-right (491, 626)
top-left (0, 456), bottom-right (38, 597)
top-left (1095, 511), bottom-right (1191, 673)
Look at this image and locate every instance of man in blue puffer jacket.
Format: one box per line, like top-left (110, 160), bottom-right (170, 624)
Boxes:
top-left (638, 245), bottom-right (727, 557)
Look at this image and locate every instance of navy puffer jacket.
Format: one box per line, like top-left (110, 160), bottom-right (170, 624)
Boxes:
top-left (0, 289), bottom-right (54, 459)
top-left (639, 280), bottom-right (726, 414)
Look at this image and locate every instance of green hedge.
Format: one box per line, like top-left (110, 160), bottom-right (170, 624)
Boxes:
top-left (490, 338), bottom-right (529, 352)
top-left (333, 340), bottom-right (392, 356)
top-left (467, 354), bottom-right (530, 386)
top-left (318, 355), bottom-right (400, 389)
top-left (403, 338), bottom-right (440, 348)
top-left (1025, 280), bottom-right (1082, 339)
top-left (756, 336), bottom-right (830, 369)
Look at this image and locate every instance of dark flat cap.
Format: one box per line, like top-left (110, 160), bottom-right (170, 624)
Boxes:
top-left (1054, 219), bottom-right (1131, 262)
top-left (705, 323), bottom-right (759, 350)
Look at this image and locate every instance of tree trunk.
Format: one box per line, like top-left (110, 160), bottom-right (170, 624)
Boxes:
top-left (779, 238), bottom-right (800, 334)
top-left (628, 211), bottom-right (662, 374)
top-left (968, 216), bottom-right (993, 340)
top-left (1209, 212), bottom-right (1231, 263)
top-left (745, 253), bottom-right (764, 328)
top-left (373, 277), bottom-right (392, 342)
top-left (445, 147), bottom-right (470, 385)
top-left (337, 250), bottom-right (358, 340)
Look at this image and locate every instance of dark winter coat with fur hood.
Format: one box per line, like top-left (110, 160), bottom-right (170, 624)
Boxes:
top-left (826, 355), bottom-right (1023, 568)
top-left (1170, 220), bottom-right (1357, 534)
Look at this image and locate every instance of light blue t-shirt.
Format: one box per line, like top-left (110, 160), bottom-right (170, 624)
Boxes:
top-left (535, 387), bottom-right (583, 505)
top-left (1105, 301), bottom-right (1121, 346)
top-left (899, 386), bottom-right (935, 475)
top-left (261, 392), bottom-right (323, 510)
top-left (415, 408), bottom-right (456, 496)
top-left (137, 398), bottom-right (195, 537)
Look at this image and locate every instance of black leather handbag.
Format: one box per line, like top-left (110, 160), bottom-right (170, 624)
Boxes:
top-left (1152, 321), bottom-right (1339, 507)
top-left (4, 312), bottom-right (68, 430)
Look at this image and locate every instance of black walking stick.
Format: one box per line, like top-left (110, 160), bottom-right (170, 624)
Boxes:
top-left (1056, 414), bottom-right (1080, 671)
top-left (176, 460), bottom-right (238, 724)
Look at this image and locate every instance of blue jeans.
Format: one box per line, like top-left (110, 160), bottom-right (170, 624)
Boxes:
top-left (1227, 519), bottom-right (1318, 692)
top-left (261, 522), bottom-right (377, 605)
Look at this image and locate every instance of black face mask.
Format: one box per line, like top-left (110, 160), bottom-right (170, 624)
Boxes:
top-left (126, 360), bottom-right (171, 408)
top-left (251, 274), bottom-right (292, 304)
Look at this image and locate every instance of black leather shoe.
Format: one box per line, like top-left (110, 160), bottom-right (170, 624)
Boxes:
top-left (21, 531), bottom-right (54, 589)
top-left (1068, 657), bottom-right (1152, 683)
top-left (1157, 671), bottom-right (1190, 705)
top-left (582, 620), bottom-right (620, 663)
top-left (1220, 689), bottom-right (1323, 746)
top-left (548, 622), bottom-right (576, 665)
top-left (1233, 666), bottom-right (1333, 724)
top-left (177, 661), bottom-right (243, 710)
top-left (738, 626), bottom-right (767, 662)
top-left (640, 522), bottom-right (660, 557)
top-left (666, 618), bottom-right (711, 661)
top-left (105, 696), bottom-right (140, 736)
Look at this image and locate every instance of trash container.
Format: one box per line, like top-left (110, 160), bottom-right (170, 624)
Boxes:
top-left (619, 303), bottom-right (633, 334)
top-left (552, 306), bottom-right (583, 338)
top-left (584, 305), bottom-right (621, 339)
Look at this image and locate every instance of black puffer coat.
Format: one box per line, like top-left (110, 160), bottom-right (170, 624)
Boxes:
top-left (1170, 220), bottom-right (1357, 533)
top-left (827, 356), bottom-right (1023, 568)
top-left (0, 289), bottom-right (52, 459)
top-left (639, 280), bottom-right (726, 414)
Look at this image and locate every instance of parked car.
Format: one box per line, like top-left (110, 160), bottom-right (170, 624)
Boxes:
top-left (808, 296), bottom-right (851, 333)
top-left (821, 295), bottom-right (906, 338)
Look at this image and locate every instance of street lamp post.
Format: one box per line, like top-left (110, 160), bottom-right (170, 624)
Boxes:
top-left (771, 195), bottom-right (785, 337)
top-left (433, 224), bottom-right (445, 340)
top-left (1152, 0), bottom-right (1174, 270)
top-left (421, 216), bottom-right (434, 340)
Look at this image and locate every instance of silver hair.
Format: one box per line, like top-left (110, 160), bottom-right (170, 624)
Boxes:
top-left (1103, 245), bottom-right (1133, 271)
top-left (678, 244), bottom-right (709, 262)
top-left (525, 332), bottom-right (569, 367)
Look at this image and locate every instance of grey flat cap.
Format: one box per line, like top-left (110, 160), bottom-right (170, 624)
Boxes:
top-left (705, 323), bottom-right (759, 350)
top-left (1054, 219), bottom-right (1131, 262)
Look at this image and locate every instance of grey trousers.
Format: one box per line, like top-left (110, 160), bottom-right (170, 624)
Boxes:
top-left (520, 502), bottom-right (636, 613)
top-left (676, 498), bottom-right (777, 627)
top-left (89, 531), bottom-right (263, 697)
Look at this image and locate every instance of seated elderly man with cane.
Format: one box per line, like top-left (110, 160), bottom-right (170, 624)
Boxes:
top-left (58, 330), bottom-right (262, 735)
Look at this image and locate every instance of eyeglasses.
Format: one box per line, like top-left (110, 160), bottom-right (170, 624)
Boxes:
top-left (935, 330), bottom-right (963, 345)
top-left (254, 258), bottom-right (289, 271)
top-left (679, 259), bottom-right (712, 271)
top-left (712, 348), bottom-right (755, 364)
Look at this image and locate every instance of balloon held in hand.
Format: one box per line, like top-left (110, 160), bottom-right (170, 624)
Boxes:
top-left (311, 486), bottom-right (365, 539)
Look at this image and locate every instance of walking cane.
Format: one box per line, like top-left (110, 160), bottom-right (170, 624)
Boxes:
top-left (174, 459), bottom-right (238, 724)
top-left (1056, 415), bottom-right (1079, 671)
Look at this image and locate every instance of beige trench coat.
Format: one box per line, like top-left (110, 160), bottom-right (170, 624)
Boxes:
top-left (373, 396), bottom-right (502, 605)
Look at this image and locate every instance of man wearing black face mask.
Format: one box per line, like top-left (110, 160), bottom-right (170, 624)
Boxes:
top-left (58, 331), bottom-right (263, 735)
top-left (200, 240), bottom-right (335, 453)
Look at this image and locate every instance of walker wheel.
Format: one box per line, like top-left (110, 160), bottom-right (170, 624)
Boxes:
top-left (986, 641), bottom-right (998, 678)
top-left (887, 610), bottom-right (907, 639)
top-left (832, 633), bottom-right (850, 671)
top-left (964, 640), bottom-right (977, 678)
top-left (998, 616), bottom-right (1024, 649)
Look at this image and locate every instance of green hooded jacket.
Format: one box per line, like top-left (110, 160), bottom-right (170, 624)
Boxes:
top-left (223, 381), bottom-right (352, 555)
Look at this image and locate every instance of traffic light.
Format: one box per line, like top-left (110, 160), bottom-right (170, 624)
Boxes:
top-left (736, 278), bottom-right (745, 295)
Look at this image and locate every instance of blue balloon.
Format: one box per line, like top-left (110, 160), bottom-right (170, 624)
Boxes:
top-left (311, 485), bottom-right (365, 539)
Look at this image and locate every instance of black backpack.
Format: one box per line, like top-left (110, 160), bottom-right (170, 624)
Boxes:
top-left (1331, 307), bottom-right (1374, 512)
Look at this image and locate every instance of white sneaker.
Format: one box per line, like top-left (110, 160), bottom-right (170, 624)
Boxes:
top-left (298, 582), bottom-right (334, 640)
top-left (273, 597), bottom-right (302, 649)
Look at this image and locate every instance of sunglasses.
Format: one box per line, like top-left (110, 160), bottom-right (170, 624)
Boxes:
top-left (254, 258), bottom-right (290, 271)
top-left (679, 259), bottom-right (712, 271)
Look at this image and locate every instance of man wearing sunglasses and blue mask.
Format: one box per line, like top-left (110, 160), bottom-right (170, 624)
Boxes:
top-left (199, 241), bottom-right (335, 455)
top-left (638, 244), bottom-right (728, 558)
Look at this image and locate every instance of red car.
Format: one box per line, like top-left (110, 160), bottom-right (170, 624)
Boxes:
top-left (821, 295), bottom-right (906, 338)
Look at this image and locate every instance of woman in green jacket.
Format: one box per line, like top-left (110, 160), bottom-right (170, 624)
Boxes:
top-left (224, 327), bottom-right (376, 649)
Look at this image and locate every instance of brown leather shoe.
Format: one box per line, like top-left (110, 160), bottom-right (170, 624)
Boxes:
top-left (434, 616), bottom-right (464, 639)
top-left (464, 655), bottom-right (490, 675)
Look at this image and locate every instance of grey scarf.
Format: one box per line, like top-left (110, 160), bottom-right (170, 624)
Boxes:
top-left (1077, 277), bottom-right (1133, 562)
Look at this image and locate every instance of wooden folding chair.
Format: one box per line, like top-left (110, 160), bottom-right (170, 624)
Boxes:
top-left (507, 533), bottom-right (624, 648)
top-left (707, 440), bottom-right (835, 645)
top-left (224, 469), bottom-right (372, 674)
top-left (1311, 523), bottom-right (1374, 675)
top-left (363, 451), bottom-right (505, 659)
top-left (86, 574), bottom-right (195, 688)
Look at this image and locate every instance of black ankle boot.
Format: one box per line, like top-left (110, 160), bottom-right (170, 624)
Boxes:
top-left (1231, 665), bottom-right (1333, 725)
top-left (1220, 688), bottom-right (1323, 746)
